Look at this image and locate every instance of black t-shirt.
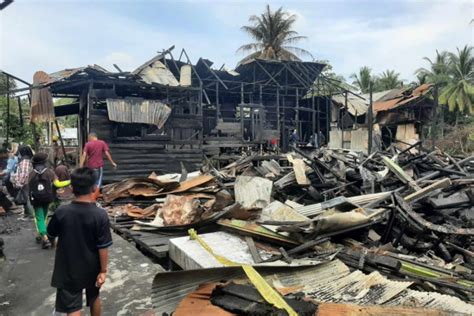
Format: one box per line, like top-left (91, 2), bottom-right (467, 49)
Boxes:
top-left (47, 201), bottom-right (112, 290)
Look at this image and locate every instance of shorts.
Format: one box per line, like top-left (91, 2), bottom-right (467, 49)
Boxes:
top-left (92, 167), bottom-right (104, 188)
top-left (55, 287), bottom-right (100, 314)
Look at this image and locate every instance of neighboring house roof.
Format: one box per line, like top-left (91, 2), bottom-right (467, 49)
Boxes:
top-left (373, 84), bottom-right (432, 112)
top-left (332, 84), bottom-right (433, 116)
top-left (332, 94), bottom-right (368, 116)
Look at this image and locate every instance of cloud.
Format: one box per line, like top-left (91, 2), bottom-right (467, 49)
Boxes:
top-left (0, 0), bottom-right (472, 83)
top-left (299, 1), bottom-right (473, 80)
top-left (99, 52), bottom-right (138, 72)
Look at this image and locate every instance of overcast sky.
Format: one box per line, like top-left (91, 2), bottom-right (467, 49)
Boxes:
top-left (1, 0), bottom-right (472, 85)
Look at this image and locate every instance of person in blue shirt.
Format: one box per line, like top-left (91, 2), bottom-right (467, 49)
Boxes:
top-left (0, 145), bottom-right (19, 197)
top-left (289, 129), bottom-right (299, 147)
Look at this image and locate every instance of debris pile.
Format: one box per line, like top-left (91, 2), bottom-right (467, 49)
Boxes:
top-left (103, 143), bottom-right (473, 314)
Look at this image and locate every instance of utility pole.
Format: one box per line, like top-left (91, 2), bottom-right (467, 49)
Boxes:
top-left (367, 81), bottom-right (373, 154)
top-left (432, 85), bottom-right (438, 150)
top-left (6, 75), bottom-right (10, 145)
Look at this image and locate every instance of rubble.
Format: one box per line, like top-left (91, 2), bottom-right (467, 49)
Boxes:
top-left (104, 143), bottom-right (473, 314)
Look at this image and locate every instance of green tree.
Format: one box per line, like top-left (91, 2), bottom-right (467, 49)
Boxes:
top-left (350, 66), bottom-right (375, 93)
top-left (237, 5), bottom-right (312, 64)
top-left (55, 98), bottom-right (78, 128)
top-left (409, 73), bottom-right (429, 87)
top-left (415, 50), bottom-right (450, 85)
top-left (310, 60), bottom-right (354, 96)
top-left (439, 45), bottom-right (474, 123)
top-left (0, 73), bottom-right (42, 147)
top-left (376, 70), bottom-right (403, 91)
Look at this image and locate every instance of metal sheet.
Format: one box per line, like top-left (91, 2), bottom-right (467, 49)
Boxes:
top-left (386, 289), bottom-right (473, 315)
top-left (152, 260), bottom-right (471, 314)
top-left (295, 192), bottom-right (391, 217)
top-left (106, 98), bottom-right (171, 127)
top-left (373, 97), bottom-right (404, 112)
top-left (234, 176), bottom-right (273, 209)
top-left (332, 94), bottom-right (368, 116)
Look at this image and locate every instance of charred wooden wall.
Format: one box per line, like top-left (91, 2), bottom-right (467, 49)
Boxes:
top-left (89, 107), bottom-right (203, 183)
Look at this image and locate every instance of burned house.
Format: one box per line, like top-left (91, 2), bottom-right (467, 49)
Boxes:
top-left (329, 84), bottom-right (435, 151)
top-left (32, 48), bottom-right (342, 182)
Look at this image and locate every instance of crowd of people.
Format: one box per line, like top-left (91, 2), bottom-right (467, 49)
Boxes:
top-left (0, 132), bottom-right (117, 316)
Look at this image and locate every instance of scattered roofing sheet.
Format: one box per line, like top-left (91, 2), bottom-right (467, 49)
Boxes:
top-left (152, 259), bottom-right (470, 314)
top-left (268, 260), bottom-right (412, 305)
top-left (386, 289), bottom-right (473, 315)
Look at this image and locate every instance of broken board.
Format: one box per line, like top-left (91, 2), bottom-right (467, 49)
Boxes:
top-left (169, 231), bottom-right (262, 270)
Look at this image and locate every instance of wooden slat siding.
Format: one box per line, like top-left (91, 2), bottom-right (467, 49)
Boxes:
top-left (89, 108), bottom-right (114, 140)
top-left (88, 108), bottom-right (203, 183)
top-left (102, 147), bottom-right (203, 183)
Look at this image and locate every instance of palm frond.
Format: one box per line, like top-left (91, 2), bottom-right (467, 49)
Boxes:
top-left (282, 46), bottom-right (313, 59)
top-left (237, 43), bottom-right (263, 53)
top-left (238, 5), bottom-right (311, 62)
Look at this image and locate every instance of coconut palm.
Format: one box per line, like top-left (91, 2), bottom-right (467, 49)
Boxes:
top-left (376, 70), bottom-right (403, 90)
top-left (439, 45), bottom-right (474, 121)
top-left (415, 50), bottom-right (450, 85)
top-left (349, 66), bottom-right (374, 93)
top-left (237, 5), bottom-right (312, 64)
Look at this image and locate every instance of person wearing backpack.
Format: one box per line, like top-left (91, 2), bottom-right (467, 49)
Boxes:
top-left (29, 153), bottom-right (70, 249)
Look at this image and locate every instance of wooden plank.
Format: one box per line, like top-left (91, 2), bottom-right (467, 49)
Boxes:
top-left (403, 178), bottom-right (451, 203)
top-left (245, 236), bottom-right (262, 264)
top-left (382, 156), bottom-right (421, 190)
top-left (158, 175), bottom-right (214, 196)
top-left (287, 154), bottom-right (310, 186)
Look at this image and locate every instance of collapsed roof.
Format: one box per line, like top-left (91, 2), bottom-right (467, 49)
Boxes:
top-left (332, 84), bottom-right (433, 117)
top-left (37, 48), bottom-right (326, 96)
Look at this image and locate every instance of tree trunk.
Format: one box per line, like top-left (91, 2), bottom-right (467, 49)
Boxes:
top-left (440, 106), bottom-right (444, 137)
top-left (455, 111), bottom-right (459, 127)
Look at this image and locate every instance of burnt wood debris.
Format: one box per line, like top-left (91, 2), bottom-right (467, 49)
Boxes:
top-left (3, 47), bottom-right (473, 315)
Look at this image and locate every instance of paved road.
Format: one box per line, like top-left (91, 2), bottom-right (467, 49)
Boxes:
top-left (0, 213), bottom-right (163, 315)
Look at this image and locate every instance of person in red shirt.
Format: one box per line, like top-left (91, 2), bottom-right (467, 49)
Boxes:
top-left (80, 133), bottom-right (117, 187)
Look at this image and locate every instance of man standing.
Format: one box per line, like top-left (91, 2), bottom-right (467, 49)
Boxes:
top-left (289, 129), bottom-right (299, 147)
top-left (47, 167), bottom-right (112, 316)
top-left (80, 133), bottom-right (116, 187)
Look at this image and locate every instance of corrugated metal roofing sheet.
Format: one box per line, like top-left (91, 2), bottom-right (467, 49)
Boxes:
top-left (152, 259), bottom-right (471, 314)
top-left (386, 289), bottom-right (473, 315)
top-left (332, 94), bottom-right (368, 116)
top-left (270, 261), bottom-right (412, 305)
top-left (107, 98), bottom-right (171, 128)
top-left (373, 97), bottom-right (404, 112)
top-left (373, 84), bottom-right (433, 112)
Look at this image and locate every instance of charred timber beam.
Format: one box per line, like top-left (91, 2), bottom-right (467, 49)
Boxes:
top-left (0, 70), bottom-right (31, 86)
top-left (395, 193), bottom-right (474, 236)
top-left (382, 156), bottom-right (421, 190)
top-left (254, 60), bottom-right (282, 88)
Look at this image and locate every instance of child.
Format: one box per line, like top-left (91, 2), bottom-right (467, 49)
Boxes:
top-left (47, 167), bottom-right (112, 316)
top-left (28, 153), bottom-right (70, 249)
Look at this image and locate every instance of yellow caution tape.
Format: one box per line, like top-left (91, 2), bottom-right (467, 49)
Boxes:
top-left (241, 264), bottom-right (298, 316)
top-left (188, 228), bottom-right (239, 267)
top-left (187, 229), bottom-right (297, 316)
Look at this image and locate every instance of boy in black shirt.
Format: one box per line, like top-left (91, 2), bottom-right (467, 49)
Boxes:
top-left (47, 167), bottom-right (112, 316)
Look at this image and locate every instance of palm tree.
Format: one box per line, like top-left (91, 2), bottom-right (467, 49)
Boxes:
top-left (415, 50), bottom-right (450, 85)
top-left (412, 73), bottom-right (428, 86)
top-left (439, 45), bottom-right (474, 123)
top-left (350, 66), bottom-right (374, 93)
top-left (376, 70), bottom-right (403, 90)
top-left (237, 5), bottom-right (312, 64)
